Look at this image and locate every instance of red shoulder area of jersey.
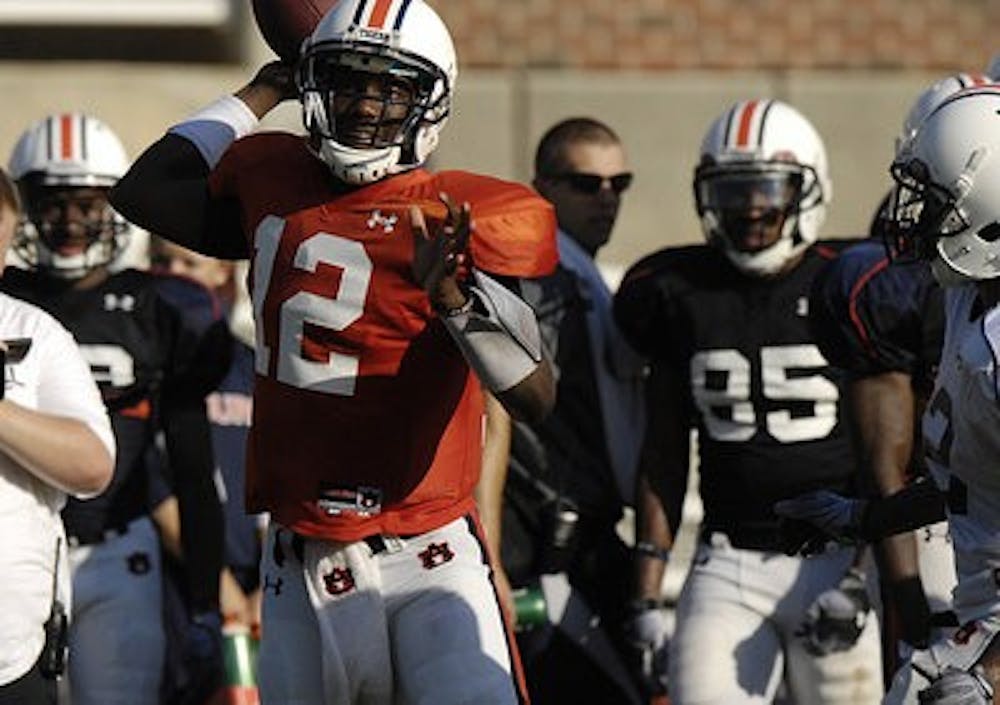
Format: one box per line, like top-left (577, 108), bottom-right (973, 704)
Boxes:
top-left (209, 132), bottom-right (333, 220)
top-left (211, 138), bottom-right (558, 279)
top-left (434, 170), bottom-right (558, 279)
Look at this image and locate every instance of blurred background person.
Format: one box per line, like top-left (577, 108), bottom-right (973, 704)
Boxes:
top-left (615, 99), bottom-right (883, 704)
top-left (3, 113), bottom-right (229, 705)
top-left (500, 116), bottom-right (647, 704)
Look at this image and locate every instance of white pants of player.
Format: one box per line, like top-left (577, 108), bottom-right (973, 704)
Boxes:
top-left (669, 533), bottom-right (883, 705)
top-left (63, 516), bottom-right (164, 705)
top-left (257, 515), bottom-right (522, 705)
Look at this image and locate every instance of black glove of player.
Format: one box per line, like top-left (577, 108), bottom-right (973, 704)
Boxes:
top-left (917, 667), bottom-right (993, 705)
top-left (892, 575), bottom-right (933, 650)
top-left (180, 610), bottom-right (225, 703)
top-left (798, 568), bottom-right (871, 656)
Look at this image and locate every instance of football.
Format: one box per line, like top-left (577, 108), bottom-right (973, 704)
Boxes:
top-left (251, 0), bottom-right (337, 63)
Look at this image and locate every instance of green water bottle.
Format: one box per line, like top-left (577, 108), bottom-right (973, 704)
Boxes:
top-left (219, 622), bottom-right (261, 705)
top-left (512, 586), bottom-right (547, 630)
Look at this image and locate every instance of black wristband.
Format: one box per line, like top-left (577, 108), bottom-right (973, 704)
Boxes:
top-left (860, 479), bottom-right (947, 541)
top-left (0, 347), bottom-right (6, 400)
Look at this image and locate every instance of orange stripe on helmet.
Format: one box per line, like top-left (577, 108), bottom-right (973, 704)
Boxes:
top-left (735, 100), bottom-right (760, 148)
top-left (368, 0), bottom-right (394, 29)
top-left (60, 114), bottom-right (74, 160)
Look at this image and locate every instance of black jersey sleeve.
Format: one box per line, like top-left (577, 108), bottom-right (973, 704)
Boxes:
top-left (809, 240), bottom-right (943, 384)
top-left (110, 134), bottom-right (248, 260)
top-left (153, 275), bottom-right (232, 613)
top-left (613, 249), bottom-right (687, 363)
top-left (154, 274), bottom-right (233, 401)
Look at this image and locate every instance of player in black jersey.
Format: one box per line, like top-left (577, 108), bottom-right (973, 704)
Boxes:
top-left (4, 113), bottom-right (229, 705)
top-left (614, 99), bottom-right (883, 704)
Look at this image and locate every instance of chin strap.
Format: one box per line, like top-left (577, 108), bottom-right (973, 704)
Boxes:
top-left (441, 269), bottom-right (543, 393)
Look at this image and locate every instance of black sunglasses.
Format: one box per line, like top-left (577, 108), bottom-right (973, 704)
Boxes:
top-left (549, 171), bottom-right (634, 195)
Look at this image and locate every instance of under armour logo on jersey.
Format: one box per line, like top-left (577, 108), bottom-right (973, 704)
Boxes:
top-left (127, 552), bottom-right (151, 575)
top-left (263, 575), bottom-right (283, 596)
top-left (103, 293), bottom-right (136, 312)
top-left (418, 542), bottom-right (455, 570)
top-left (366, 210), bottom-right (398, 233)
top-left (797, 296), bottom-right (809, 317)
top-left (323, 567), bottom-right (356, 596)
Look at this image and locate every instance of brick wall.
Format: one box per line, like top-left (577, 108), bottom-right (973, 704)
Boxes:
top-left (435, 0), bottom-right (998, 71)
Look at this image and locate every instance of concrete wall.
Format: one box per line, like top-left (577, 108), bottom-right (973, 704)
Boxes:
top-left (0, 6), bottom-right (985, 276)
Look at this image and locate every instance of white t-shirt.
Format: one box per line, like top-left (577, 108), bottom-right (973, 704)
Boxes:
top-left (0, 291), bottom-right (115, 685)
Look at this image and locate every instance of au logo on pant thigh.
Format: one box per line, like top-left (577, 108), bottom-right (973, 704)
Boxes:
top-left (323, 567), bottom-right (357, 596)
top-left (418, 542), bottom-right (454, 570)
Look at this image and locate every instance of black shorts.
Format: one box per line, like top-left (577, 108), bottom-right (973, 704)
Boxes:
top-left (0, 653), bottom-right (56, 705)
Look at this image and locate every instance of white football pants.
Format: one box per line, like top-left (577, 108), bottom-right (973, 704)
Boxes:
top-left (257, 515), bottom-right (523, 705)
top-left (63, 516), bottom-right (165, 705)
top-left (669, 533), bottom-right (883, 705)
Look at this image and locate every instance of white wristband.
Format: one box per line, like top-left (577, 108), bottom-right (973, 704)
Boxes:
top-left (168, 95), bottom-right (259, 169)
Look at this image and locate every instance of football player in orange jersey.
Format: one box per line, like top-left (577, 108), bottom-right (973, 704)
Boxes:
top-left (110, 1), bottom-right (557, 703)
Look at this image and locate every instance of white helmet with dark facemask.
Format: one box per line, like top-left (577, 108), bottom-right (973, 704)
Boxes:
top-left (8, 113), bottom-right (131, 279)
top-left (889, 86), bottom-right (1000, 285)
top-left (694, 99), bottom-right (831, 277)
top-left (297, 0), bottom-right (457, 186)
top-left (897, 73), bottom-right (992, 155)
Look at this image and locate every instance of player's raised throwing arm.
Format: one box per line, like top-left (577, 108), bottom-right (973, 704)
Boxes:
top-left (110, 63), bottom-right (296, 259)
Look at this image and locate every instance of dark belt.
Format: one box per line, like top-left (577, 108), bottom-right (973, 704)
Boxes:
top-left (283, 531), bottom-right (415, 560)
top-left (363, 533), bottom-right (417, 555)
top-left (67, 524), bottom-right (130, 548)
top-left (700, 524), bottom-right (792, 553)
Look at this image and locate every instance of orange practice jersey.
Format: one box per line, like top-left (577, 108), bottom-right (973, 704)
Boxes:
top-left (209, 132), bottom-right (558, 541)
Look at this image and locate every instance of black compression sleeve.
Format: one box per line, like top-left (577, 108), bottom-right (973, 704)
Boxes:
top-left (162, 398), bottom-right (223, 613)
top-left (859, 479), bottom-right (947, 541)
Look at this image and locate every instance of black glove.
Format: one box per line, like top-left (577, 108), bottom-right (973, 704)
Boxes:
top-left (798, 568), bottom-right (871, 656)
top-left (179, 610), bottom-right (225, 704)
top-left (892, 575), bottom-right (933, 649)
top-left (918, 667), bottom-right (993, 705)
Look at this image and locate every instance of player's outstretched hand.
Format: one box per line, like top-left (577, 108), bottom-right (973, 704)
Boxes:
top-left (773, 490), bottom-right (867, 555)
top-left (411, 193), bottom-right (472, 313)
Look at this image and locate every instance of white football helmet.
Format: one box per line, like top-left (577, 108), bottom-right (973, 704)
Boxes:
top-left (296, 0), bottom-right (457, 185)
top-left (897, 73), bottom-right (991, 155)
top-left (889, 87), bottom-right (1000, 284)
top-left (694, 99), bottom-right (831, 277)
top-left (8, 113), bottom-right (131, 279)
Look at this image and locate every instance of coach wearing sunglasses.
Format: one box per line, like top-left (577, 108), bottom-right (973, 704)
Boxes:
top-left (499, 117), bottom-right (647, 705)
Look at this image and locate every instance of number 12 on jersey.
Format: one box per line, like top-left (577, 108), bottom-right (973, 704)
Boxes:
top-left (252, 215), bottom-right (373, 396)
